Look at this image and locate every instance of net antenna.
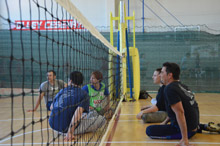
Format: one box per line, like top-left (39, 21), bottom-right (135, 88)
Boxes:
top-left (110, 0), bottom-right (141, 102)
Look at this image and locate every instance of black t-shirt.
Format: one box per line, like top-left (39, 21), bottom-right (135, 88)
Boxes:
top-left (164, 81), bottom-right (199, 131)
top-left (156, 85), bottom-right (166, 111)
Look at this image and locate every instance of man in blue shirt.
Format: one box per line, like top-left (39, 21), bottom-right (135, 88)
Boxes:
top-left (49, 71), bottom-right (106, 141)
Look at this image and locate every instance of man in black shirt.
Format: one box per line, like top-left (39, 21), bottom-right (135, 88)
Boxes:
top-left (136, 68), bottom-right (167, 123)
top-left (146, 62), bottom-right (199, 146)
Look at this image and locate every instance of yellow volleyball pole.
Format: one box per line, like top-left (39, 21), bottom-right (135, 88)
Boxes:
top-left (119, 1), bottom-right (127, 98)
top-left (109, 1), bottom-right (140, 101)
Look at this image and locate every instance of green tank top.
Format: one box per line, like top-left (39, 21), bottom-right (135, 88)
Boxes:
top-left (88, 83), bottom-right (106, 112)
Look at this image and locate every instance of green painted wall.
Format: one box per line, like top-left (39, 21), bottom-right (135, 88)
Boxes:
top-left (0, 30), bottom-right (220, 92)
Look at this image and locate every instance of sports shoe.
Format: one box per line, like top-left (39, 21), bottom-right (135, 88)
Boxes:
top-left (206, 122), bottom-right (220, 133)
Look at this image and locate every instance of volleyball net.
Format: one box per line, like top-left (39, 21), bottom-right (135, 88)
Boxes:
top-left (0, 0), bottom-right (123, 145)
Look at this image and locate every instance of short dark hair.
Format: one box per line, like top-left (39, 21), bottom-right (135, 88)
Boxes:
top-left (70, 71), bottom-right (84, 85)
top-left (91, 71), bottom-right (103, 82)
top-left (48, 70), bottom-right (56, 76)
top-left (156, 68), bottom-right (162, 73)
top-left (162, 62), bottom-right (180, 80)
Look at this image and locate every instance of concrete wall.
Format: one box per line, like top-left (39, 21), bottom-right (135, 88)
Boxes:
top-left (1, 0), bottom-right (220, 33)
top-left (72, 0), bottom-right (115, 28)
top-left (65, 0), bottom-right (220, 33)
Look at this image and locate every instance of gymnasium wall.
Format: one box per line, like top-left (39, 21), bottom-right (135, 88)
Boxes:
top-left (0, 30), bottom-right (110, 90)
top-left (102, 31), bottom-right (220, 92)
top-left (1, 0), bottom-right (220, 33)
top-left (0, 30), bottom-right (220, 92)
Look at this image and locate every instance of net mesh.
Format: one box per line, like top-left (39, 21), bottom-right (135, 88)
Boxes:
top-left (134, 30), bottom-right (220, 92)
top-left (101, 28), bottom-right (220, 93)
top-left (0, 0), bottom-right (122, 145)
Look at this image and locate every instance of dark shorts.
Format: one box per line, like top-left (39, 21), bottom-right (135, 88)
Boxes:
top-left (146, 124), bottom-right (196, 139)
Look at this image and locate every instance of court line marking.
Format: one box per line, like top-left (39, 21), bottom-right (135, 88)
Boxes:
top-left (200, 114), bottom-right (220, 116)
top-left (104, 141), bottom-right (220, 145)
top-left (120, 114), bottom-right (220, 116)
top-left (0, 116), bottom-right (48, 122)
top-left (0, 128), bottom-right (51, 144)
top-left (106, 108), bottom-right (121, 146)
top-left (1, 120), bottom-right (219, 145)
top-left (0, 110), bottom-right (219, 144)
top-left (0, 142), bottom-right (98, 146)
top-left (0, 141), bottom-right (220, 145)
top-left (1, 114), bottom-right (219, 122)
top-left (118, 120), bottom-right (139, 122)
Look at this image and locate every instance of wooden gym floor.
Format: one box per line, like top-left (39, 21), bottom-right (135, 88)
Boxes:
top-left (0, 92), bottom-right (220, 146)
top-left (103, 93), bottom-right (220, 146)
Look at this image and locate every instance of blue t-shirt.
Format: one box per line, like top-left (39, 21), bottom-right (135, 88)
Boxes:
top-left (49, 86), bottom-right (89, 133)
top-left (82, 83), bottom-right (109, 96)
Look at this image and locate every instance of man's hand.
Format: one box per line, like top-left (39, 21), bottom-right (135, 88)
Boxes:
top-left (50, 104), bottom-right (53, 110)
top-left (136, 111), bottom-right (143, 119)
top-left (27, 109), bottom-right (36, 112)
top-left (176, 139), bottom-right (194, 146)
top-left (27, 92), bottom-right (45, 113)
top-left (64, 132), bottom-right (74, 141)
top-left (160, 121), bottom-right (166, 125)
top-left (105, 109), bottom-right (113, 119)
top-left (89, 106), bottom-right (94, 110)
top-left (160, 117), bottom-right (170, 125)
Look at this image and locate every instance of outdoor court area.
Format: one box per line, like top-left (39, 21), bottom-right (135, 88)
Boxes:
top-left (0, 92), bottom-right (220, 146)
